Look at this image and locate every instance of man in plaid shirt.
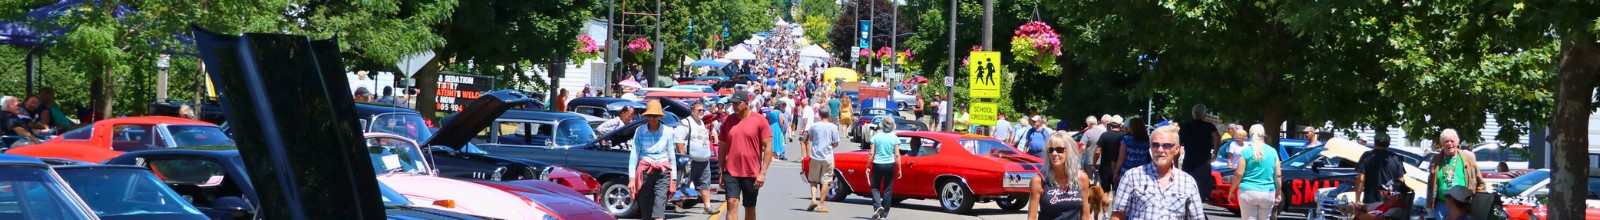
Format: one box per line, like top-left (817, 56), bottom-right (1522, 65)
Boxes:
top-left (1111, 125), bottom-right (1207, 220)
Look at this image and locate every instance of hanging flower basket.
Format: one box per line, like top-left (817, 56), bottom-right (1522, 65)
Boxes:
top-left (572, 35), bottom-right (601, 62)
top-left (627, 38), bottom-right (652, 61)
top-left (1010, 21), bottom-right (1063, 66)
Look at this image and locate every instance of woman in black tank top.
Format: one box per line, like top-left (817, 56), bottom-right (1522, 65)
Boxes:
top-left (1029, 131), bottom-right (1089, 220)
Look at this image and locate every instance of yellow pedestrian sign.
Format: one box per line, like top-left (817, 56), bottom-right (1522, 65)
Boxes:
top-left (967, 51), bottom-right (1002, 98)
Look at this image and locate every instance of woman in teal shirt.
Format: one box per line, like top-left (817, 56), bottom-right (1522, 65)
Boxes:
top-left (867, 116), bottom-right (902, 220)
top-left (1228, 125), bottom-right (1281, 220)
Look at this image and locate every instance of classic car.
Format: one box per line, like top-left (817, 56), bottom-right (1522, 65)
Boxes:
top-left (474, 97), bottom-right (719, 217)
top-left (363, 132), bottom-right (562, 219)
top-left (51, 164), bottom-right (210, 220)
top-left (669, 85), bottom-right (717, 94)
top-left (1208, 138), bottom-right (1427, 215)
top-left (855, 117), bottom-right (928, 148)
top-left (568, 97), bottom-right (639, 119)
top-left (1485, 169), bottom-right (1600, 220)
top-left (0, 154), bottom-right (99, 219)
top-left (354, 101), bottom-right (599, 195)
top-left (850, 98), bottom-right (903, 143)
top-left (7, 116), bottom-right (234, 163)
top-left (102, 147), bottom-right (497, 220)
top-left (826, 131), bottom-right (1041, 214)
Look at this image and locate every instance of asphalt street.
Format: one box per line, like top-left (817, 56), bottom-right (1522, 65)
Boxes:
top-left (644, 130), bottom-right (1314, 220)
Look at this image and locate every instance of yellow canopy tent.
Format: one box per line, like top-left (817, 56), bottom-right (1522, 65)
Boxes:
top-left (823, 67), bottom-right (859, 83)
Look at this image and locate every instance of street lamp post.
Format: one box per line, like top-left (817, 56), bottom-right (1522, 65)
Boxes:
top-left (156, 54), bottom-right (171, 102)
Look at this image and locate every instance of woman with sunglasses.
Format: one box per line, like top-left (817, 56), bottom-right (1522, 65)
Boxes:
top-left (1028, 132), bottom-right (1091, 220)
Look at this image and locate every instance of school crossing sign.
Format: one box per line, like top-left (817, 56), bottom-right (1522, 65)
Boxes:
top-left (967, 51), bottom-right (1002, 126)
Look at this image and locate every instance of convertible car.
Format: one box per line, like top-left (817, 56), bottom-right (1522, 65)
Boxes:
top-left (354, 100), bottom-right (600, 195)
top-left (0, 154), bottom-right (99, 219)
top-left (1208, 138), bottom-right (1426, 216)
top-left (7, 116), bottom-right (234, 163)
top-left (826, 131), bottom-right (1041, 214)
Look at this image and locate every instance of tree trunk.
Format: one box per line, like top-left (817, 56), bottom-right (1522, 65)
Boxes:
top-left (95, 66), bottom-right (116, 120)
top-left (1548, 39), bottom-right (1599, 220)
top-left (1263, 97), bottom-right (1285, 148)
top-left (414, 53), bottom-right (449, 120)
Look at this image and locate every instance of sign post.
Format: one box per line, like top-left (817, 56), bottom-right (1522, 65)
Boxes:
top-left (967, 51), bottom-right (1002, 126)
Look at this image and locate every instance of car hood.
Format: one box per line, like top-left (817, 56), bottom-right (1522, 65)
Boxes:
top-left (377, 175), bottom-right (545, 219)
top-left (426, 90), bottom-right (535, 150)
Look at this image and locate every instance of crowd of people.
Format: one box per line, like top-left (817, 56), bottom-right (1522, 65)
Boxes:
top-left (515, 21), bottom-right (1504, 220)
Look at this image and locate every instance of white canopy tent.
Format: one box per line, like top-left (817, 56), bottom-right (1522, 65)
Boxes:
top-left (798, 45), bottom-right (829, 58)
top-left (723, 47), bottom-right (757, 60)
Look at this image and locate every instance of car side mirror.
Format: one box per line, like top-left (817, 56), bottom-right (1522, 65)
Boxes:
top-left (1312, 160), bottom-right (1326, 172)
top-left (428, 145), bottom-right (458, 156)
top-left (358, 119), bottom-right (369, 131)
top-left (545, 139), bottom-right (556, 147)
top-left (213, 196), bottom-right (253, 216)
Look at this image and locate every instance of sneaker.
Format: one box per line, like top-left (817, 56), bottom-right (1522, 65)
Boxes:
top-left (704, 207), bottom-right (721, 215)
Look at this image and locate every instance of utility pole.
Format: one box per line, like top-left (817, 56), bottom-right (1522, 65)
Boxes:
top-left (890, 0), bottom-right (897, 82)
top-left (982, 0), bottom-right (993, 50)
top-left (947, 0), bottom-right (956, 131)
top-left (651, 0), bottom-right (662, 87)
top-left (606, 0), bottom-right (617, 95)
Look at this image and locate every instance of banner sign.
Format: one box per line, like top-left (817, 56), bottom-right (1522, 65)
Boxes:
top-left (435, 73), bottom-right (496, 112)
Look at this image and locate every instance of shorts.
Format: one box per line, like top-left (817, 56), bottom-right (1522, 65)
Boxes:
top-left (723, 174), bottom-right (760, 208)
top-left (807, 160), bottom-right (835, 184)
top-left (687, 161), bottom-right (712, 191)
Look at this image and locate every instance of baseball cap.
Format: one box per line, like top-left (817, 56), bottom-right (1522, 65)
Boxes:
top-left (729, 91), bottom-right (753, 103)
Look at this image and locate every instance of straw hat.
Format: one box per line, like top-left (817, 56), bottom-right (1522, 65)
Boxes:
top-left (642, 100), bottom-right (666, 117)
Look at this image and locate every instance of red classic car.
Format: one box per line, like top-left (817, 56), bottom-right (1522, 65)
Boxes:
top-left (6, 116), bottom-right (232, 163)
top-left (821, 131), bottom-right (1041, 214)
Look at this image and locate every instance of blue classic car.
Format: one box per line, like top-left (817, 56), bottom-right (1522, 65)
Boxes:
top-left (0, 154), bottom-right (98, 220)
top-left (52, 164), bottom-right (211, 220)
top-left (471, 97), bottom-right (717, 217)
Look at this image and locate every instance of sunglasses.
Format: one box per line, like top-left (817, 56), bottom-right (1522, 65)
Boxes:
top-left (1152, 143), bottom-right (1180, 150)
top-left (1049, 147), bottom-right (1068, 154)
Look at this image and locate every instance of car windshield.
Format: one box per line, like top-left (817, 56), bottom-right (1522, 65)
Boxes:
top-left (56, 167), bottom-right (204, 218)
top-left (1499, 170), bottom-right (1550, 196)
top-left (167, 125), bottom-right (236, 148)
top-left (0, 165), bottom-right (96, 219)
top-left (1284, 146), bottom-right (1327, 168)
top-left (962, 139), bottom-right (1021, 156)
top-left (366, 136), bottom-right (431, 175)
top-left (371, 113), bottom-right (433, 143)
top-left (896, 122), bottom-right (923, 131)
top-left (1473, 146), bottom-right (1528, 162)
top-left (377, 182), bottom-right (410, 207)
top-left (556, 119), bottom-right (596, 146)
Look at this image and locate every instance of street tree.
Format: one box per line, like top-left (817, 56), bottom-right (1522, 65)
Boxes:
top-left (405, 0), bottom-right (596, 118)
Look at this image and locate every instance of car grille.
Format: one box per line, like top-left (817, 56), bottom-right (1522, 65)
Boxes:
top-left (1315, 195), bottom-right (1350, 220)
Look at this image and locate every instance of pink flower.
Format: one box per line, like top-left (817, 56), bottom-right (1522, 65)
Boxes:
top-left (859, 48), bottom-right (871, 56)
top-left (627, 38), bottom-right (652, 53)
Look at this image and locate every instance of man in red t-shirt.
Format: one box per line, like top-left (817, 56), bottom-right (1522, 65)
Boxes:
top-left (718, 91), bottom-right (773, 220)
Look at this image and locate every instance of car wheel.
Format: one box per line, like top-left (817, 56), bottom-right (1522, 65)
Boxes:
top-left (938, 181), bottom-right (976, 214)
top-left (825, 171), bottom-right (851, 202)
top-left (600, 180), bottom-right (638, 217)
top-left (996, 197), bottom-right (1026, 211)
